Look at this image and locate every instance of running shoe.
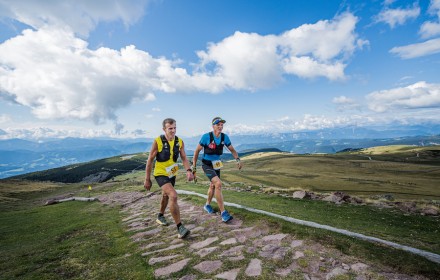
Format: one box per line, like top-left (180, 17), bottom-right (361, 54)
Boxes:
top-left (203, 204), bottom-right (214, 214)
top-left (177, 224), bottom-right (190, 239)
top-left (221, 210), bottom-right (233, 223)
top-left (156, 215), bottom-right (169, 226)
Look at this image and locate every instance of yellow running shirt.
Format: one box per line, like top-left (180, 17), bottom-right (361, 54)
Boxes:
top-left (153, 136), bottom-right (183, 177)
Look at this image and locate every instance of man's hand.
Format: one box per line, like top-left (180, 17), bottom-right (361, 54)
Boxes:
top-left (144, 178), bottom-right (152, 191)
top-left (236, 158), bottom-right (242, 170)
top-left (186, 170), bottom-right (194, 181)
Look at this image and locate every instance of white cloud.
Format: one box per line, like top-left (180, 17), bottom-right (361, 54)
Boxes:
top-left (0, 28), bottom-right (174, 124)
top-left (389, 38), bottom-right (440, 58)
top-left (332, 96), bottom-right (361, 111)
top-left (419, 0), bottom-right (440, 38)
top-left (0, 125), bottom-right (150, 140)
top-left (366, 81), bottom-right (440, 112)
top-left (0, 0), bottom-right (148, 37)
top-left (384, 0), bottom-right (396, 6)
top-left (428, 0), bottom-right (440, 16)
top-left (375, 3), bottom-right (420, 28)
top-left (0, 4), bottom-right (365, 125)
top-left (197, 32), bottom-right (282, 90)
top-left (152, 107), bottom-right (161, 112)
top-left (333, 96), bottom-right (355, 104)
top-left (197, 12), bottom-right (365, 85)
top-left (419, 21), bottom-right (440, 38)
top-left (0, 113), bottom-right (11, 123)
top-left (225, 115), bottom-right (361, 135)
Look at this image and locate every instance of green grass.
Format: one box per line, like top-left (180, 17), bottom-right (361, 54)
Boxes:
top-left (0, 198), bottom-right (150, 279)
top-left (219, 150), bottom-right (440, 200)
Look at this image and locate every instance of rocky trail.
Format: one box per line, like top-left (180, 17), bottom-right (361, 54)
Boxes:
top-left (98, 191), bottom-right (430, 280)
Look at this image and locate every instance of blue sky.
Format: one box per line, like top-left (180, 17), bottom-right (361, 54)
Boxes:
top-left (0, 0), bottom-right (440, 139)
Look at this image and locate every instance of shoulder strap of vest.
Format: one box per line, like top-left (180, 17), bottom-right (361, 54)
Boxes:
top-left (208, 132), bottom-right (225, 144)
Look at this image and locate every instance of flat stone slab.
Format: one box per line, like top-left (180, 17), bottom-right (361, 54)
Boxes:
top-left (259, 244), bottom-right (280, 258)
top-left (190, 236), bottom-right (219, 250)
top-left (326, 267), bottom-right (348, 280)
top-left (262, 233), bottom-right (288, 242)
top-left (191, 226), bottom-right (205, 233)
top-left (272, 247), bottom-right (290, 260)
top-left (245, 258), bottom-right (262, 277)
top-left (140, 241), bottom-right (165, 250)
top-left (154, 258), bottom-right (191, 278)
top-left (141, 243), bottom-right (185, 256)
top-left (220, 238), bottom-right (238, 245)
top-left (148, 254), bottom-right (182, 265)
top-left (215, 268), bottom-right (241, 280)
top-left (193, 260), bottom-right (223, 274)
top-left (196, 246), bottom-right (218, 257)
top-left (219, 245), bottom-right (244, 257)
top-left (291, 240), bottom-right (304, 248)
top-left (131, 228), bottom-right (162, 241)
top-left (293, 251), bottom-right (305, 259)
top-left (351, 262), bottom-right (369, 272)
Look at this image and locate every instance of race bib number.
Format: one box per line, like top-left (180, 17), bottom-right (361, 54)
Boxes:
top-left (166, 163), bottom-right (179, 178)
top-left (212, 160), bottom-right (223, 170)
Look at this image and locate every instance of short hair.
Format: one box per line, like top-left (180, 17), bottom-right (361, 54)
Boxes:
top-left (162, 118), bottom-right (176, 128)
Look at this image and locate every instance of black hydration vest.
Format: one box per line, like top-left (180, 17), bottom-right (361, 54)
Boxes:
top-left (203, 132), bottom-right (225, 155)
top-left (156, 135), bottom-right (180, 162)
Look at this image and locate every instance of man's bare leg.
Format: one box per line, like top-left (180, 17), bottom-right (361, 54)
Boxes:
top-left (206, 182), bottom-right (215, 205)
top-left (161, 183), bottom-right (181, 225)
top-left (159, 192), bottom-right (169, 214)
top-left (211, 177), bottom-right (225, 213)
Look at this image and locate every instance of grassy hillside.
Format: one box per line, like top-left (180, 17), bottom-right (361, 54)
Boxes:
top-left (9, 153), bottom-right (148, 183)
top-left (220, 145), bottom-right (440, 200)
top-left (1, 145), bottom-right (439, 278)
top-left (6, 145), bottom-right (440, 200)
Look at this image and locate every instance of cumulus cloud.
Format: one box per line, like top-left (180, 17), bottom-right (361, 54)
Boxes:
top-left (375, 3), bottom-right (420, 28)
top-left (197, 13), bottom-right (365, 85)
top-left (0, 28), bottom-right (169, 124)
top-left (0, 0), bottom-right (148, 37)
top-left (0, 1), bottom-right (365, 126)
top-left (366, 81), bottom-right (440, 112)
top-left (389, 38), bottom-right (440, 58)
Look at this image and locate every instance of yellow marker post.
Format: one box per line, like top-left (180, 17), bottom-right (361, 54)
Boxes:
top-left (88, 185), bottom-right (92, 197)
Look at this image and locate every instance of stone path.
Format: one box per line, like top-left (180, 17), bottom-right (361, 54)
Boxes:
top-left (99, 191), bottom-right (430, 279)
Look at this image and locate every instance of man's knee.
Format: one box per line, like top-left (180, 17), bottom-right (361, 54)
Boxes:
top-left (213, 181), bottom-right (222, 190)
top-left (167, 192), bottom-right (178, 202)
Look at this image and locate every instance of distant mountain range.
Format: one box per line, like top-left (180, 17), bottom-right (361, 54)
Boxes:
top-left (1, 124), bottom-right (439, 179)
top-left (0, 138), bottom-right (152, 179)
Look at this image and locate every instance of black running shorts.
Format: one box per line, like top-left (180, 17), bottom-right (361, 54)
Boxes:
top-left (202, 160), bottom-right (221, 181)
top-left (155, 176), bottom-right (176, 187)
